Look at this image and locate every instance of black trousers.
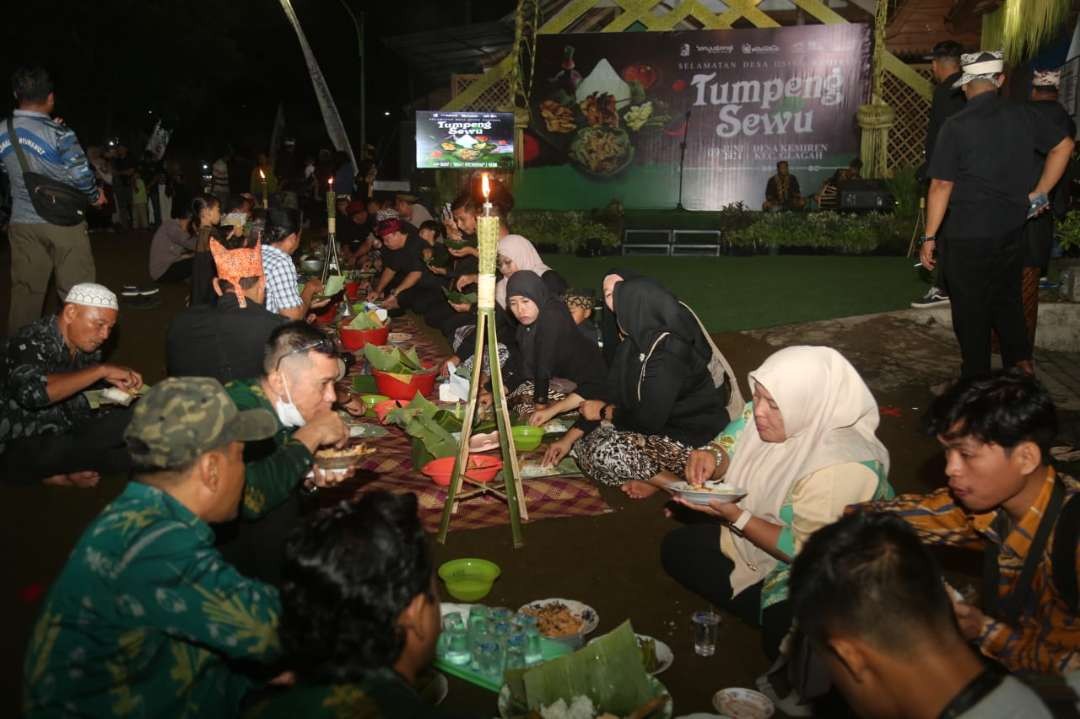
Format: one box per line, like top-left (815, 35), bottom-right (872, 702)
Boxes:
top-left (942, 228), bottom-right (1031, 377)
top-left (1, 408), bottom-right (133, 484)
top-left (156, 257), bottom-right (193, 283)
top-left (661, 522), bottom-right (792, 661)
top-left (215, 491), bottom-right (304, 586)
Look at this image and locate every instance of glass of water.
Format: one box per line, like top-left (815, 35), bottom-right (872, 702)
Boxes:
top-left (475, 639), bottom-right (505, 680)
top-left (691, 610), bottom-right (721, 656)
top-left (442, 614), bottom-right (470, 666)
top-left (505, 634), bottom-right (527, 672)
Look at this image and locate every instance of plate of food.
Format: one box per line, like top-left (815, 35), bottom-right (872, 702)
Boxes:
top-left (668, 481), bottom-right (747, 505)
top-left (712, 689), bottom-right (774, 719)
top-left (498, 676), bottom-right (673, 719)
top-left (588, 633), bottom-right (673, 676)
top-left (569, 125), bottom-right (634, 178)
top-left (314, 443), bottom-right (376, 470)
top-left (518, 599), bottom-right (599, 639)
top-left (84, 385), bottom-right (148, 409)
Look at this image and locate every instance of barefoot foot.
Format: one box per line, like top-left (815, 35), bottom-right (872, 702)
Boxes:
top-left (42, 471), bottom-right (100, 488)
top-left (620, 480), bottom-right (661, 499)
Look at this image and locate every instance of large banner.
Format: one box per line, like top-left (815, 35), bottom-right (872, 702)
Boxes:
top-left (520, 24), bottom-right (871, 211)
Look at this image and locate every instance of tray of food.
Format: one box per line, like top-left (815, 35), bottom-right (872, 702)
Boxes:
top-left (314, 443), bottom-right (376, 470)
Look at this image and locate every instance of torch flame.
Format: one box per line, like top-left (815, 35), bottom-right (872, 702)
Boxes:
top-left (481, 173), bottom-right (490, 200)
top-left (258, 169), bottom-right (266, 181)
top-left (328, 176), bottom-right (334, 188)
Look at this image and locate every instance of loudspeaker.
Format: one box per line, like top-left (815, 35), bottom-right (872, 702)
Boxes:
top-left (838, 180), bottom-right (895, 212)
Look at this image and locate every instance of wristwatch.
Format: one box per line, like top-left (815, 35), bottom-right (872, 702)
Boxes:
top-left (917, 235), bottom-right (936, 247)
top-left (732, 509), bottom-right (752, 532)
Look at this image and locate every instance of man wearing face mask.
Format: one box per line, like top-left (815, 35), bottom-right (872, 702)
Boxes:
top-left (218, 321), bottom-right (349, 583)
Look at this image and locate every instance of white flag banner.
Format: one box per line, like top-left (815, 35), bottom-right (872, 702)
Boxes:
top-left (144, 120), bottom-right (171, 161)
top-left (278, 0), bottom-right (357, 170)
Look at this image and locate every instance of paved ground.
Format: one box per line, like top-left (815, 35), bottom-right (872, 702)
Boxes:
top-left (2, 232), bottom-right (1079, 716)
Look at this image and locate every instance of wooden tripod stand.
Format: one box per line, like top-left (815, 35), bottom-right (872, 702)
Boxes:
top-left (436, 305), bottom-right (528, 547)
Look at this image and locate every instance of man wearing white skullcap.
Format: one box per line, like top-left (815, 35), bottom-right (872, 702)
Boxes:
top-left (919, 50), bottom-right (1075, 377)
top-left (0, 282), bottom-right (142, 486)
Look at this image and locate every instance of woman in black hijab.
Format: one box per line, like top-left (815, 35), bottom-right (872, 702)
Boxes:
top-left (503, 271), bottom-right (607, 417)
top-left (544, 277), bottom-right (732, 498)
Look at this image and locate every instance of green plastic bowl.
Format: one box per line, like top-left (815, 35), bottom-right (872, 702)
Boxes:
top-left (511, 425), bottom-right (544, 452)
top-left (360, 393), bottom-right (390, 417)
top-left (438, 558), bottom-right (501, 601)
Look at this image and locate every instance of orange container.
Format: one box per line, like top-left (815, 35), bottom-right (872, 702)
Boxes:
top-left (374, 399), bottom-right (408, 423)
top-left (339, 324), bottom-right (389, 351)
top-left (422, 455), bottom-right (503, 487)
top-left (373, 367), bottom-right (437, 400)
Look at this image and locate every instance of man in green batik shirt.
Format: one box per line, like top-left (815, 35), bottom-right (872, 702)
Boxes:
top-left (23, 377), bottom-right (285, 718)
top-left (217, 321), bottom-right (350, 583)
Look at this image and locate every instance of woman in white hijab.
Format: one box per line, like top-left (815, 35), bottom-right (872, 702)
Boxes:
top-left (660, 346), bottom-right (894, 660)
top-left (494, 234), bottom-right (566, 309)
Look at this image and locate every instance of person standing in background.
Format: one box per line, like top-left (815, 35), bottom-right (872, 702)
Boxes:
top-left (110, 144), bottom-right (135, 230)
top-left (912, 41), bottom-right (966, 310)
top-left (131, 169), bottom-right (149, 230)
top-left (211, 150), bottom-right (230, 203)
top-left (919, 51), bottom-right (1074, 377)
top-left (0, 66), bottom-right (106, 334)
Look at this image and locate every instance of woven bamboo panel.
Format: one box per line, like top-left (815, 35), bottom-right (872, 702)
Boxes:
top-left (451, 72), bottom-right (515, 111)
top-left (451, 74), bottom-right (483, 99)
top-left (882, 64), bottom-right (931, 169)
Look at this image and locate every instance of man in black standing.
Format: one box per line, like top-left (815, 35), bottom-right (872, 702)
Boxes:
top-left (912, 41), bottom-right (967, 309)
top-left (919, 51), bottom-right (1074, 378)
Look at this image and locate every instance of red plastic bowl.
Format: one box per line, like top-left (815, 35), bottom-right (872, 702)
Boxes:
top-left (373, 367), bottom-right (437, 400)
top-left (313, 300), bottom-right (339, 325)
top-left (345, 281), bottom-right (361, 300)
top-left (422, 455), bottom-right (503, 487)
top-left (339, 324), bottom-right (389, 351)
top-left (374, 399), bottom-right (408, 423)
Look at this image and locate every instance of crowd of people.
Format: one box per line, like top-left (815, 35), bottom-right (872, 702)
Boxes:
top-left (2, 57), bottom-right (1079, 718)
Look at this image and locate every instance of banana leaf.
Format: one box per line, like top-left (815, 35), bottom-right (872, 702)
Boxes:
top-left (323, 274), bottom-right (346, 297)
top-left (509, 621), bottom-right (654, 715)
top-left (346, 310), bottom-right (384, 330)
top-left (364, 344), bottom-right (425, 374)
top-left (443, 287), bottom-right (478, 305)
top-left (386, 393), bottom-right (460, 460)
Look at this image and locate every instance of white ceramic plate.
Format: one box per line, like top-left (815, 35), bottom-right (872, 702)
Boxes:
top-left (518, 598), bottom-right (599, 637)
top-left (588, 633), bottom-right (673, 676)
top-left (712, 688), bottom-right (774, 719)
top-left (669, 481), bottom-right (747, 505)
top-left (498, 676), bottom-right (673, 719)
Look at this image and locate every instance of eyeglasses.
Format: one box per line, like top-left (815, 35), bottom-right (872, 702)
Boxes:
top-left (274, 338), bottom-right (337, 371)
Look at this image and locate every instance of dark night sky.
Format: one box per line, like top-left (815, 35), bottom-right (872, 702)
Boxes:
top-left (2, 0), bottom-right (515, 167)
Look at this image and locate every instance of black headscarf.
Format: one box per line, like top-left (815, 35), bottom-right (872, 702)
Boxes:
top-left (599, 267), bottom-right (645, 365)
top-left (609, 277), bottom-right (710, 406)
top-left (507, 270), bottom-right (607, 402)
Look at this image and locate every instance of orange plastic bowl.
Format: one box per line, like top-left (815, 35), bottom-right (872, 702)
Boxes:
top-left (374, 398), bottom-right (408, 423)
top-left (422, 455), bottom-right (503, 487)
top-left (373, 367), bottom-right (437, 400)
top-left (339, 324), bottom-right (389, 351)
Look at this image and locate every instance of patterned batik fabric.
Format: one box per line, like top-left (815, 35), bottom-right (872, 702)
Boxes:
top-left (22, 482), bottom-right (282, 719)
top-left (245, 670), bottom-right (452, 719)
top-left (573, 424), bottom-right (693, 486)
top-left (261, 243), bottom-right (303, 314)
top-left (0, 316), bottom-right (99, 452)
top-left (506, 380), bottom-right (567, 418)
top-left (861, 468), bottom-right (1080, 675)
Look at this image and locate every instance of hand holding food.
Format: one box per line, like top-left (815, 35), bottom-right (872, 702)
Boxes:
top-left (543, 437), bottom-right (572, 467)
top-left (685, 449), bottom-right (717, 487)
top-left (101, 364), bottom-right (143, 391)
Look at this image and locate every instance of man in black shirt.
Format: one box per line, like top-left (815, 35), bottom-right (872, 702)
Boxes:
top-left (920, 50), bottom-right (1074, 378)
top-left (762, 161), bottom-right (804, 211)
top-left (166, 238), bottom-right (285, 383)
top-left (368, 218), bottom-right (453, 326)
top-left (912, 41), bottom-right (968, 309)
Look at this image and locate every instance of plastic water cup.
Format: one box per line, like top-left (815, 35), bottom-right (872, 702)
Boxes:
top-left (442, 624), bottom-right (470, 666)
top-left (490, 607), bottom-right (514, 623)
top-left (443, 612), bottom-right (464, 631)
top-left (467, 610), bottom-right (490, 653)
top-left (475, 639), bottom-right (505, 679)
top-left (692, 610), bottom-right (721, 656)
top-left (492, 620), bottom-right (512, 640)
top-left (505, 634), bottom-right (527, 672)
top-left (524, 626), bottom-right (543, 665)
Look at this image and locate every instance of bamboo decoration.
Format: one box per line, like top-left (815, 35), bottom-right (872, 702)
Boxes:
top-left (437, 174), bottom-right (528, 548)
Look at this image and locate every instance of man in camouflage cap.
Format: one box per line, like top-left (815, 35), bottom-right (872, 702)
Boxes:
top-left (23, 377), bottom-right (287, 718)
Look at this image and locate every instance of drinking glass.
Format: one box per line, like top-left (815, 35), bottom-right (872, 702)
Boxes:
top-left (490, 607), bottom-right (514, 623)
top-left (467, 609), bottom-right (490, 652)
top-left (475, 639), bottom-right (505, 680)
top-left (523, 626), bottom-right (543, 665)
top-left (442, 625), bottom-right (470, 666)
top-left (505, 634), bottom-right (527, 672)
top-left (691, 610), bottom-right (721, 657)
top-left (491, 620), bottom-right (512, 641)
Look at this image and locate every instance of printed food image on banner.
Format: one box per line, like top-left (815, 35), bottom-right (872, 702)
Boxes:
top-left (416, 111), bottom-right (516, 170)
top-left (517, 24), bottom-right (871, 211)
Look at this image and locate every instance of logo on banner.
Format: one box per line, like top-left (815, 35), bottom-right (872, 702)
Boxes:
top-left (681, 43), bottom-right (691, 57)
top-left (742, 44), bottom-right (780, 54)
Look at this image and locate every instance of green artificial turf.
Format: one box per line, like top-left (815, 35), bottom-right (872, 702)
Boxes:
top-left (543, 254), bottom-right (929, 332)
